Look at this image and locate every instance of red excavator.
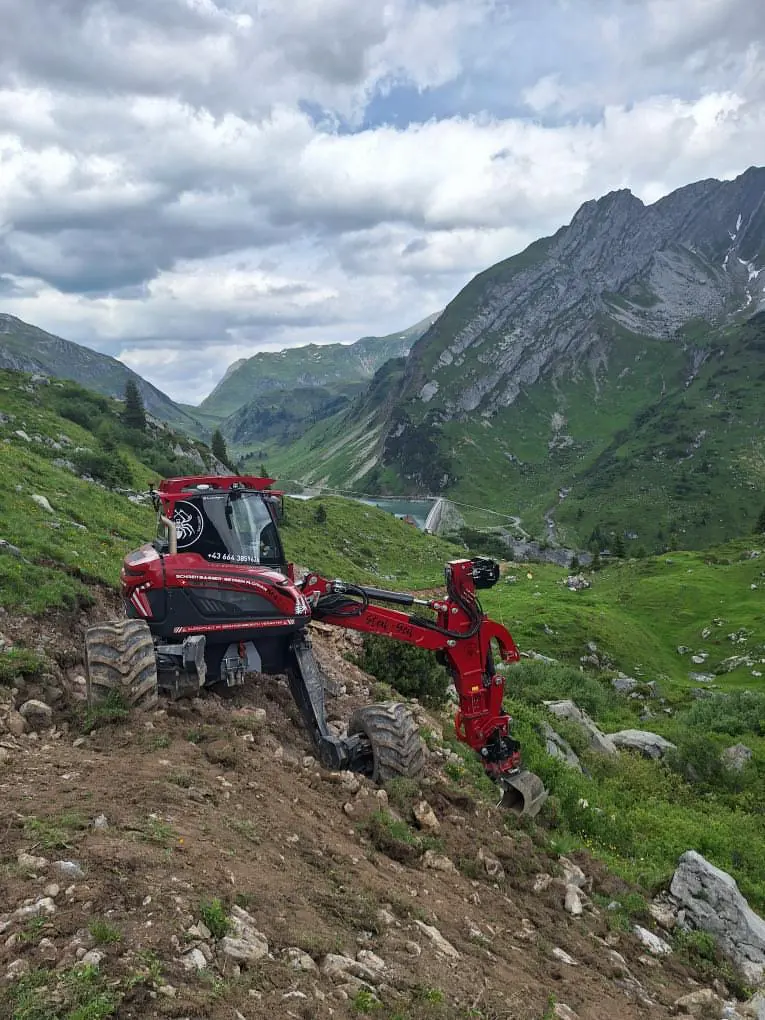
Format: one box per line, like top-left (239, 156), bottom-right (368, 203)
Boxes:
top-left (84, 475), bottom-right (546, 816)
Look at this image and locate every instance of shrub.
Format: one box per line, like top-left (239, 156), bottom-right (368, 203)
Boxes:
top-left (680, 691), bottom-right (765, 737)
top-left (358, 634), bottom-right (450, 707)
top-left (72, 450), bottom-right (133, 488)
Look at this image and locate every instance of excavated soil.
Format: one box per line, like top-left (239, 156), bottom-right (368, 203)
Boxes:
top-left (0, 600), bottom-right (719, 1019)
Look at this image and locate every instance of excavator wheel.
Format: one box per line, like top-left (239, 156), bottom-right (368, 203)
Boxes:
top-left (348, 702), bottom-right (426, 783)
top-left (85, 619), bottom-right (159, 712)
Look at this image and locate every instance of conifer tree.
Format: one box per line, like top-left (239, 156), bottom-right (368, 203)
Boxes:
top-left (211, 428), bottom-right (230, 468)
top-left (122, 379), bottom-right (146, 431)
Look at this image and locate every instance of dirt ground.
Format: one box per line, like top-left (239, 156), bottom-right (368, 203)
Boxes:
top-left (0, 596), bottom-right (724, 1020)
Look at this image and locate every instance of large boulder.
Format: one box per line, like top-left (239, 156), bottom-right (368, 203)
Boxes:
top-left (543, 700), bottom-right (618, 756)
top-left (539, 722), bottom-right (582, 771)
top-left (670, 851), bottom-right (765, 985)
top-left (610, 729), bottom-right (677, 760)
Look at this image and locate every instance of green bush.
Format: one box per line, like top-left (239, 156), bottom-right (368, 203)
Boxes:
top-left (680, 691), bottom-right (765, 737)
top-left (358, 634), bottom-right (450, 707)
top-left (72, 450), bottom-right (133, 488)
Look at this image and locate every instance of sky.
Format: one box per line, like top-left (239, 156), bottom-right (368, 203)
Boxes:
top-left (0, 0), bottom-right (764, 403)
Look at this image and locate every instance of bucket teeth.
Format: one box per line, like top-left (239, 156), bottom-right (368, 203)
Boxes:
top-left (497, 770), bottom-right (548, 818)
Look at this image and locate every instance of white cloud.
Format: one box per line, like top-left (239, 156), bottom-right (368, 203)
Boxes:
top-left (0, 0), bottom-right (763, 402)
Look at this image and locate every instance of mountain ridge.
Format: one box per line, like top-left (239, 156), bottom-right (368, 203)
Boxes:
top-left (0, 314), bottom-right (201, 435)
top-left (199, 312), bottom-right (441, 421)
top-left (263, 167), bottom-right (765, 551)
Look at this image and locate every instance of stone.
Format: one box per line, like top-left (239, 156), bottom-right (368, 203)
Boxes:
top-left (6, 959), bottom-right (30, 979)
top-left (633, 925), bottom-right (672, 956)
top-left (17, 850), bottom-right (49, 871)
top-left (673, 989), bottom-right (724, 1017)
top-left (533, 873), bottom-right (553, 893)
top-left (0, 539), bottom-right (23, 559)
top-left (356, 950), bottom-right (386, 977)
top-left (739, 991), bottom-right (765, 1020)
top-left (286, 947), bottom-right (318, 972)
top-left (610, 729), bottom-right (677, 760)
top-left (648, 901), bottom-right (677, 931)
top-left (93, 814), bottom-right (109, 829)
top-left (721, 744), bottom-right (753, 772)
top-left (19, 699), bottom-right (53, 731)
top-left (7, 710), bottom-right (26, 736)
top-left (413, 920), bottom-right (460, 959)
top-left (321, 953), bottom-right (382, 983)
top-left (477, 847), bottom-right (505, 880)
top-left (670, 851), bottom-right (765, 984)
top-left (81, 949), bottom-right (104, 967)
top-left (554, 1006), bottom-right (579, 1020)
top-left (14, 430), bottom-right (31, 442)
top-left (187, 921), bottom-right (211, 940)
top-left (219, 906), bottom-right (268, 966)
top-left (539, 722), bottom-right (582, 771)
top-left (551, 947), bottom-right (579, 966)
top-left (544, 700), bottom-right (618, 755)
top-left (31, 495), bottom-right (55, 514)
top-left (559, 857), bottom-right (587, 889)
top-left (38, 938), bottom-right (58, 962)
top-left (612, 676), bottom-right (639, 694)
top-left (13, 897), bottom-right (56, 920)
top-left (43, 883), bottom-right (60, 899)
top-left (564, 885), bottom-right (583, 916)
top-left (181, 948), bottom-right (208, 971)
top-left (423, 850), bottom-right (457, 873)
top-left (54, 861), bottom-right (85, 880)
top-left (412, 800), bottom-right (440, 833)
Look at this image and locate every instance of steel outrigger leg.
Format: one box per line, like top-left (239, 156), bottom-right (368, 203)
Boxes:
top-left (286, 633), bottom-right (367, 772)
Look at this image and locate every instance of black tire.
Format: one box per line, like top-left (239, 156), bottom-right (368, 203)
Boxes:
top-left (85, 619), bottom-right (158, 711)
top-left (348, 702), bottom-right (426, 782)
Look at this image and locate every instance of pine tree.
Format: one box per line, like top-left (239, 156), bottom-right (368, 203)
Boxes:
top-left (211, 429), bottom-right (230, 468)
top-left (612, 533), bottom-right (626, 558)
top-left (122, 379), bottom-right (146, 431)
top-left (755, 505), bottom-right (765, 534)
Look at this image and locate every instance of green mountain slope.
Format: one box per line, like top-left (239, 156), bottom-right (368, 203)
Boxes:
top-left (198, 314), bottom-right (440, 456)
top-left (266, 169), bottom-right (765, 551)
top-left (1, 376), bottom-right (763, 918)
top-left (0, 314), bottom-right (201, 436)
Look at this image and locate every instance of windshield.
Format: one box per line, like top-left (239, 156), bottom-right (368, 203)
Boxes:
top-left (170, 492), bottom-right (282, 566)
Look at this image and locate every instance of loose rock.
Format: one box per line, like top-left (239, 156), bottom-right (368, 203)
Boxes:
top-left (633, 925), bottom-right (672, 956)
top-left (413, 921), bottom-right (460, 959)
top-left (673, 989), bottom-right (724, 1017)
top-left (671, 851), bottom-right (765, 984)
top-left (544, 700), bottom-right (618, 756)
top-left (412, 800), bottom-right (440, 833)
top-left (610, 729), bottom-right (677, 760)
top-left (18, 699), bottom-right (53, 731)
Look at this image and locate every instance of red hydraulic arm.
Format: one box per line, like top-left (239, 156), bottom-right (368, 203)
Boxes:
top-left (299, 558), bottom-right (523, 780)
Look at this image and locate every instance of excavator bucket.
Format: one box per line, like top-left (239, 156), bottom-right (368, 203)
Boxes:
top-left (498, 770), bottom-right (548, 818)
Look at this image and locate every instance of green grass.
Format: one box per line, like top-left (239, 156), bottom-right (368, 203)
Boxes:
top-left (4, 964), bottom-right (120, 1020)
top-left (0, 370), bottom-right (213, 613)
top-left (199, 898), bottom-right (230, 940)
top-left (279, 494), bottom-right (463, 588)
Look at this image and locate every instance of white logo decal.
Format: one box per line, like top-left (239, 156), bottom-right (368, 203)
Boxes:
top-left (173, 501), bottom-right (205, 549)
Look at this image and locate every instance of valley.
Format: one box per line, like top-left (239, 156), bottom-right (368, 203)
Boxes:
top-left (1, 167), bottom-right (765, 1020)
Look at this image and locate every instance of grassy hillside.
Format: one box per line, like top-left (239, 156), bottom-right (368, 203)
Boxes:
top-left (1, 365), bottom-right (763, 932)
top-left (200, 314), bottom-right (439, 420)
top-left (0, 314), bottom-right (202, 436)
top-left (268, 312), bottom-right (765, 551)
top-left (0, 370), bottom-right (218, 612)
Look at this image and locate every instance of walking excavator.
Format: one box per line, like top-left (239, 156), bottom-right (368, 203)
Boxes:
top-left (84, 475), bottom-right (547, 816)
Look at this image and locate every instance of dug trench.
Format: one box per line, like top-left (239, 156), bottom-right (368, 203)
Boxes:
top-left (0, 597), bottom-right (750, 1020)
